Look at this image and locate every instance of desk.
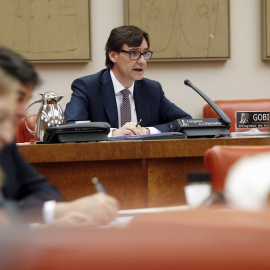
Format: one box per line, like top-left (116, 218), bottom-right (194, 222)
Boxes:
top-left (18, 137), bottom-right (270, 209)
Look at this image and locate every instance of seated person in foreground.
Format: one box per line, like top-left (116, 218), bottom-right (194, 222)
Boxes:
top-left (64, 25), bottom-right (191, 136)
top-left (225, 151), bottom-right (270, 211)
top-left (0, 46), bottom-right (119, 227)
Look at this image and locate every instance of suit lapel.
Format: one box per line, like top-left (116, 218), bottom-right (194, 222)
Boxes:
top-left (134, 80), bottom-right (149, 126)
top-left (100, 70), bottom-right (119, 128)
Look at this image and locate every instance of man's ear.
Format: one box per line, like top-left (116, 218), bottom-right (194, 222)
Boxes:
top-left (109, 51), bottom-right (118, 63)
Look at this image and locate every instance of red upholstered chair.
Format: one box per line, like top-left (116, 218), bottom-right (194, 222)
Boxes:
top-left (16, 114), bottom-right (36, 143)
top-left (204, 145), bottom-right (270, 192)
top-left (203, 99), bottom-right (270, 132)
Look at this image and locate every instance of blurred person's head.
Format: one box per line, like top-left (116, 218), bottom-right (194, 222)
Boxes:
top-left (0, 68), bottom-right (19, 150)
top-left (0, 46), bottom-right (41, 127)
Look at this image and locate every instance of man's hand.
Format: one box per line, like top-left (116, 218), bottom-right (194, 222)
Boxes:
top-left (54, 193), bottom-right (119, 226)
top-left (112, 122), bottom-right (150, 136)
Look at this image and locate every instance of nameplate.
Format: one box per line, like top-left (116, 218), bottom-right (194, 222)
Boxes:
top-left (177, 118), bottom-right (226, 128)
top-left (235, 111), bottom-right (270, 129)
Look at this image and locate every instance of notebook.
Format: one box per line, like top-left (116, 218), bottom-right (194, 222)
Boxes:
top-left (108, 132), bottom-right (187, 141)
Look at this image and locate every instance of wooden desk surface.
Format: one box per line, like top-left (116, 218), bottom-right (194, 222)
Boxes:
top-left (18, 136), bottom-right (270, 163)
top-left (18, 137), bottom-right (270, 209)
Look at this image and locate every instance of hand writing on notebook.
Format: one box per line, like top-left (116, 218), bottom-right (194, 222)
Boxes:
top-left (112, 122), bottom-right (150, 136)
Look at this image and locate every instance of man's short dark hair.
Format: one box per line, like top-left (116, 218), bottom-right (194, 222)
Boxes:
top-left (0, 46), bottom-right (40, 87)
top-left (105, 25), bottom-right (150, 69)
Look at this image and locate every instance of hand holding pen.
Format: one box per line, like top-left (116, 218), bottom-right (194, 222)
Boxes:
top-left (112, 119), bottom-right (149, 136)
top-left (136, 119), bottom-right (150, 134)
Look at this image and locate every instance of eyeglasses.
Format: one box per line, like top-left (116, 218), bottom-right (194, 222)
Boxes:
top-left (120, 50), bottom-right (153, 60)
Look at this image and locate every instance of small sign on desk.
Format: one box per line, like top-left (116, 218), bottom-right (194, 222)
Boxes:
top-left (235, 111), bottom-right (270, 130)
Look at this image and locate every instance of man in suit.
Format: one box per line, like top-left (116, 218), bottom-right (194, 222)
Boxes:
top-left (0, 46), bottom-right (118, 225)
top-left (64, 25), bottom-right (192, 136)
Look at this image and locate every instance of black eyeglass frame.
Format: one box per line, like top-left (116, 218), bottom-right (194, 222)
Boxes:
top-left (120, 49), bottom-right (153, 60)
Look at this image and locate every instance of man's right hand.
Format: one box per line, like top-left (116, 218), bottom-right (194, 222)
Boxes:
top-left (54, 193), bottom-right (119, 227)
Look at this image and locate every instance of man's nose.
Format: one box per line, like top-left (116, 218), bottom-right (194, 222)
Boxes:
top-left (137, 54), bottom-right (147, 64)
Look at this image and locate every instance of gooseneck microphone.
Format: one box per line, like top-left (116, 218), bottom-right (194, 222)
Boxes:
top-left (170, 79), bottom-right (231, 138)
top-left (184, 79), bottom-right (231, 126)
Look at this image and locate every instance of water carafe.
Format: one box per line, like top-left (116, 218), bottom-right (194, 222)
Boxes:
top-left (25, 91), bottom-right (66, 142)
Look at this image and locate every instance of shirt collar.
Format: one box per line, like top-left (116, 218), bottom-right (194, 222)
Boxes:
top-left (110, 69), bottom-right (134, 95)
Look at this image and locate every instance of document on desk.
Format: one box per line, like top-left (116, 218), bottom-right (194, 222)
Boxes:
top-left (109, 132), bottom-right (187, 141)
top-left (101, 205), bottom-right (189, 229)
top-left (231, 128), bottom-right (270, 138)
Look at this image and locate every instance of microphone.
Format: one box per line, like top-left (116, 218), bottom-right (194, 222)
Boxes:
top-left (170, 79), bottom-right (231, 138)
top-left (184, 79), bottom-right (231, 126)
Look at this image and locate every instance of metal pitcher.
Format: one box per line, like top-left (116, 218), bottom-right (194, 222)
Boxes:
top-left (25, 91), bottom-right (66, 142)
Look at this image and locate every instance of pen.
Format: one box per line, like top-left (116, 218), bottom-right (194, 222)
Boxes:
top-left (92, 177), bottom-right (106, 193)
top-left (136, 119), bottom-right (142, 127)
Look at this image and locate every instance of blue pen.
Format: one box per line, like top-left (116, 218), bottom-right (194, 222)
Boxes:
top-left (92, 177), bottom-right (106, 193)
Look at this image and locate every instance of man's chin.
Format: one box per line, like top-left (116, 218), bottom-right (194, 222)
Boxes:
top-left (133, 74), bottom-right (144, 81)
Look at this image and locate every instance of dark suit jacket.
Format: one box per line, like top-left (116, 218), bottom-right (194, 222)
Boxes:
top-left (0, 142), bottom-right (63, 222)
top-left (64, 69), bottom-right (192, 132)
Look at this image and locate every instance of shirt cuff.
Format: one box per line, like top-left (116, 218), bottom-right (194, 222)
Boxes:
top-left (147, 127), bottom-right (161, 134)
top-left (42, 200), bottom-right (56, 224)
top-left (108, 128), bottom-right (117, 137)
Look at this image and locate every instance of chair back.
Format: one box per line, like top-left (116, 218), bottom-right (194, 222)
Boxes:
top-left (204, 145), bottom-right (270, 191)
top-left (203, 99), bottom-right (270, 132)
top-left (16, 114), bottom-right (36, 143)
